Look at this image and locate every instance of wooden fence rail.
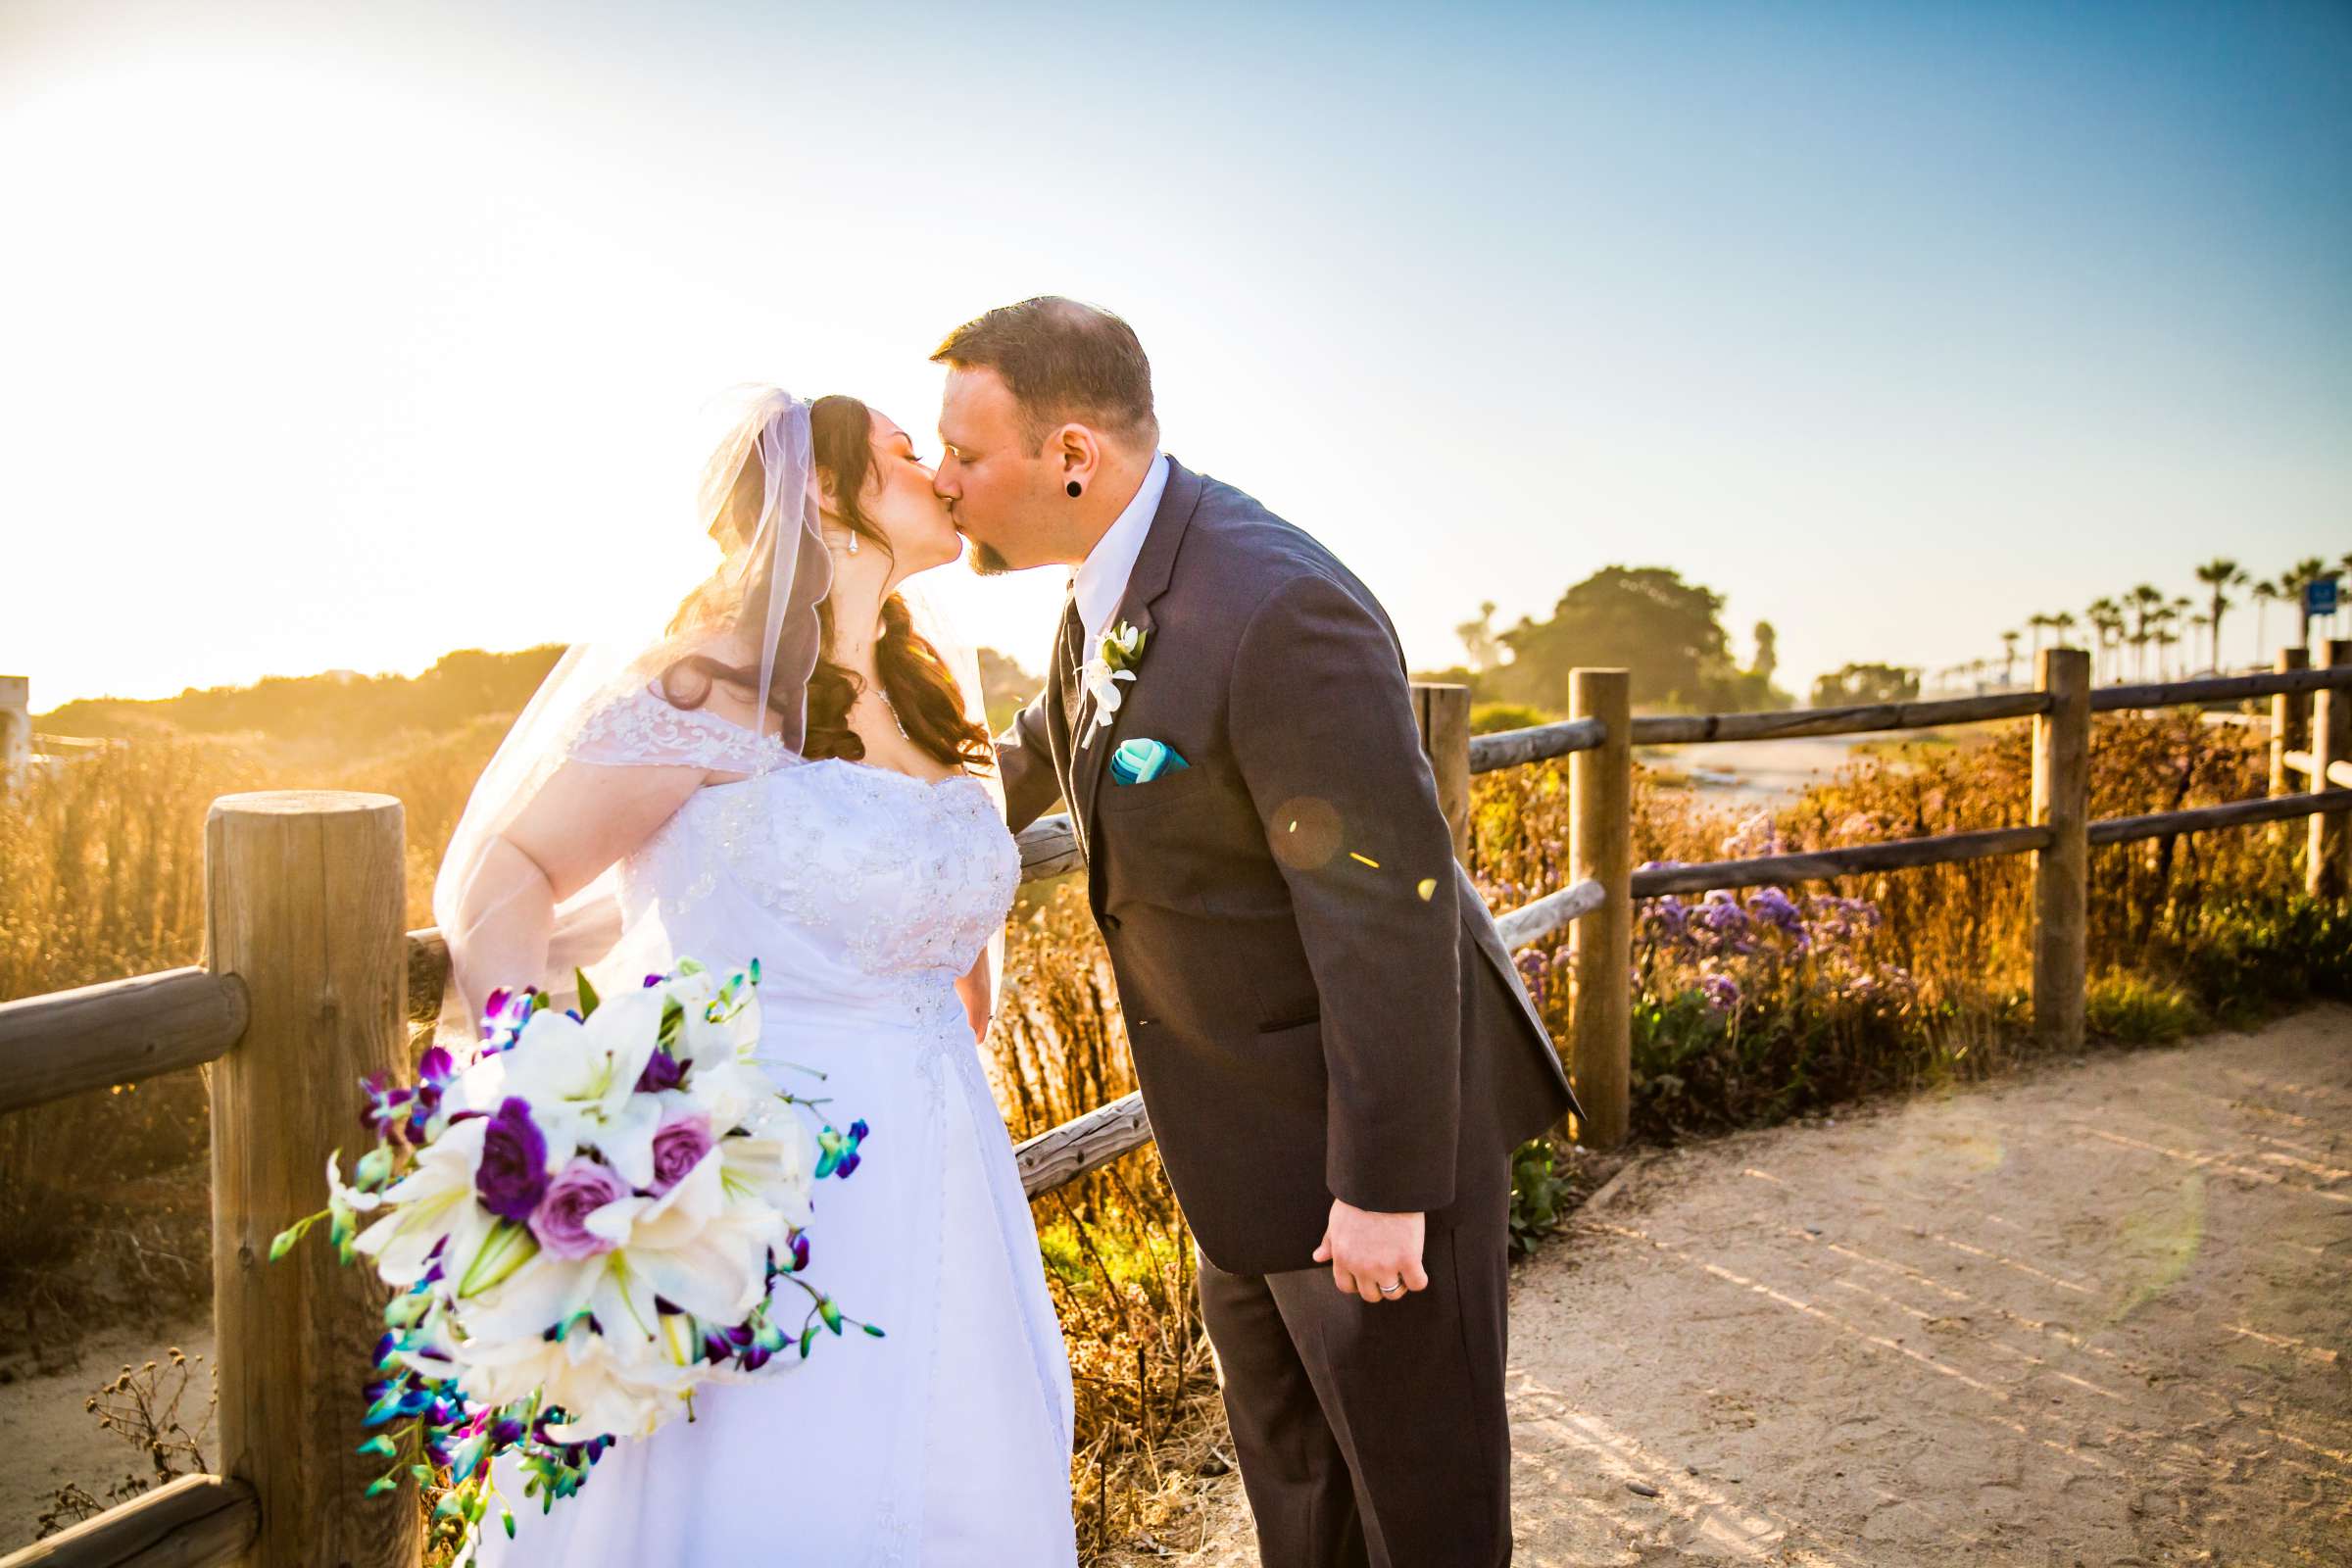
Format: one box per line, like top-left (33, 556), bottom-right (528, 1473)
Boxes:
top-left (8, 642), bottom-right (2352, 1567)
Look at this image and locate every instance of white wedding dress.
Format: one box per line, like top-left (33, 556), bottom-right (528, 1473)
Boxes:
top-left (475, 688), bottom-right (1078, 1566)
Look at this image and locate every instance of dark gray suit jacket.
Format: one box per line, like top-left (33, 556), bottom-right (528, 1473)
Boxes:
top-left (1000, 459), bottom-right (1580, 1275)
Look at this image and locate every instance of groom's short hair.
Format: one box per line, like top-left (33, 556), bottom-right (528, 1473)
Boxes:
top-left (932, 297), bottom-right (1158, 452)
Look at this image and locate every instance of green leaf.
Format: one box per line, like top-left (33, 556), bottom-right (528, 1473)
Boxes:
top-left (574, 967), bottom-right (601, 1019)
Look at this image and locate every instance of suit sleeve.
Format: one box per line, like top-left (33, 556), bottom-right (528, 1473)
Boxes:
top-left (995, 686), bottom-right (1061, 835)
top-left (1228, 573), bottom-right (1463, 1214)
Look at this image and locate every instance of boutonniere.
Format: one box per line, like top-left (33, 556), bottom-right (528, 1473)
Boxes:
top-left (1078, 620), bottom-right (1149, 748)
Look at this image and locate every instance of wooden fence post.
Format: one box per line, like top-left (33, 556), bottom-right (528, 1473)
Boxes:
top-left (2031, 647), bottom-right (2090, 1049)
top-left (2311, 640), bottom-right (2352, 901)
top-left (1411, 682), bottom-right (1473, 864)
top-left (1568, 668), bottom-right (1632, 1149)
top-left (207, 792), bottom-right (421, 1568)
top-left (2270, 646), bottom-right (2311, 851)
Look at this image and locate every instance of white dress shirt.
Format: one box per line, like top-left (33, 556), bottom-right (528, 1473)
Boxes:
top-left (1071, 452), bottom-right (1169, 652)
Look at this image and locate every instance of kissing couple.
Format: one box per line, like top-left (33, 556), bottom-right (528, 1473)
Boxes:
top-left (435, 296), bottom-right (1580, 1566)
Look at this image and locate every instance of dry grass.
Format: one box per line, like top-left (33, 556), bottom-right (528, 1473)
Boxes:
top-left (986, 881), bottom-right (1230, 1555)
top-left (6, 700), bottom-right (2346, 1560)
top-left (1472, 707), bottom-right (2350, 1142)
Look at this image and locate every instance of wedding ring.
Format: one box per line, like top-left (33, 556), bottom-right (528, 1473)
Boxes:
top-left (1378, 1280), bottom-right (1402, 1296)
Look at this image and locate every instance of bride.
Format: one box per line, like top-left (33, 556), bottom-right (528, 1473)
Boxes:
top-left (431, 387), bottom-right (1077, 1564)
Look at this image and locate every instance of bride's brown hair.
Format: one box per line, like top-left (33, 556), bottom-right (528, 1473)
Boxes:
top-left (658, 395), bottom-right (991, 769)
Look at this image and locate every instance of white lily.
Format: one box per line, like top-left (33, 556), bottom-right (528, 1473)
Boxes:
top-left (491, 996), bottom-right (665, 1188)
top-left (678, 982), bottom-right (761, 1069)
top-left (455, 1142), bottom-right (776, 1359)
top-left (710, 1118), bottom-right (818, 1229)
top-left (352, 1115), bottom-right (497, 1288)
top-left (456, 1316), bottom-right (695, 1441)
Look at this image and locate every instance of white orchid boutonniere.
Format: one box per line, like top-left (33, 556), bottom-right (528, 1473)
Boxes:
top-left (1078, 620), bottom-right (1149, 748)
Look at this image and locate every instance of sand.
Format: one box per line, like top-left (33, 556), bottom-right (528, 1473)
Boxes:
top-left (1137, 1003), bottom-right (2352, 1566)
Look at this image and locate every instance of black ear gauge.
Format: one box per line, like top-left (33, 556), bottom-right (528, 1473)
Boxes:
top-left (1066, 480), bottom-right (1083, 499)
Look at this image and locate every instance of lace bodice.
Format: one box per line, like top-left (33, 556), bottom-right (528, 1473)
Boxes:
top-left (488, 691), bottom-right (1075, 1568)
top-left (569, 689), bottom-right (1019, 992)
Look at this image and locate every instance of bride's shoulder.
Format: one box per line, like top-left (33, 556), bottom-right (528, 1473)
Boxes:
top-left (565, 666), bottom-right (796, 774)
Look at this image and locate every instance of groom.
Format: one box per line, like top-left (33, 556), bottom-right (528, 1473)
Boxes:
top-left (935, 297), bottom-right (1579, 1567)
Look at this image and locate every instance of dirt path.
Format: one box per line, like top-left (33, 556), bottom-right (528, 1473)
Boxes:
top-left (0, 1312), bottom-right (215, 1545)
top-left (10, 1008), bottom-right (2347, 1562)
top-left (1146, 1004), bottom-right (2352, 1566)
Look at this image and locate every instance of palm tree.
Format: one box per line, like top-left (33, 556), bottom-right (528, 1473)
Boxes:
top-left (2049, 611), bottom-right (2078, 654)
top-left (2000, 628), bottom-right (2021, 687)
top-left (2283, 558), bottom-right (2330, 650)
top-left (2156, 620), bottom-right (2181, 680)
top-left (2026, 612), bottom-right (2052, 658)
top-left (2251, 578), bottom-right (2278, 661)
top-left (2193, 558), bottom-right (2246, 673)
top-left (2085, 597), bottom-right (2126, 684)
top-left (2126, 584), bottom-right (2167, 680)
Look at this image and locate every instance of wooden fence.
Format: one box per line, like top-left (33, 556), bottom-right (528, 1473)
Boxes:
top-left (5, 642), bottom-right (2350, 1566)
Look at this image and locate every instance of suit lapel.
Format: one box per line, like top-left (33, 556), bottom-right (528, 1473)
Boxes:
top-left (1072, 459), bottom-right (1202, 875)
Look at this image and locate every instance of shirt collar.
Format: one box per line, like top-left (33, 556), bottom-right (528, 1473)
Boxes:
top-left (1072, 451), bottom-right (1169, 650)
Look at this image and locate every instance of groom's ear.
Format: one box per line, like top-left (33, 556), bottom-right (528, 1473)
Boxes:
top-left (1052, 422), bottom-right (1102, 488)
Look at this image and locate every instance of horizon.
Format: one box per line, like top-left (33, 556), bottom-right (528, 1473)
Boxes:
top-left (6, 0), bottom-right (2348, 711)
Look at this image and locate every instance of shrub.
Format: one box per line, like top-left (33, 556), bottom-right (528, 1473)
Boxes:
top-left (1470, 701), bottom-right (1551, 735)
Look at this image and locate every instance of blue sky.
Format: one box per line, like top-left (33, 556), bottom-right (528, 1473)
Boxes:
top-left (4, 0), bottom-right (2346, 709)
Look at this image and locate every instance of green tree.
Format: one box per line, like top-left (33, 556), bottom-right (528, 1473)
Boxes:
top-left (1492, 565), bottom-right (1760, 711)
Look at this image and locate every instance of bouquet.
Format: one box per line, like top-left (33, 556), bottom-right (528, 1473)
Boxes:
top-left (271, 957), bottom-right (875, 1548)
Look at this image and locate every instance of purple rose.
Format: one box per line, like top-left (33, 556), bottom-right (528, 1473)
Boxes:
top-left (474, 1097), bottom-right (550, 1222)
top-left (648, 1113), bottom-right (714, 1196)
top-left (635, 1049), bottom-right (684, 1095)
top-left (531, 1158), bottom-right (629, 1258)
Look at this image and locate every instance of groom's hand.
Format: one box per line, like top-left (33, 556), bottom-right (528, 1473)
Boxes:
top-left (1311, 1200), bottom-right (1429, 1304)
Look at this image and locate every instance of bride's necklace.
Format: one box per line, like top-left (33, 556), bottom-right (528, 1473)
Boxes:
top-left (867, 681), bottom-right (909, 740)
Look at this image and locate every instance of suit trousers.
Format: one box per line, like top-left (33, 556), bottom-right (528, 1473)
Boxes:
top-left (1196, 1155), bottom-right (1514, 1568)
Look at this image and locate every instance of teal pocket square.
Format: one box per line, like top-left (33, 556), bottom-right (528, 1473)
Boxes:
top-left (1109, 737), bottom-right (1188, 785)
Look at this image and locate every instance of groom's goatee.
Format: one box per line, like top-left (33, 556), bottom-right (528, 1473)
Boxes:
top-left (969, 542), bottom-right (1013, 576)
